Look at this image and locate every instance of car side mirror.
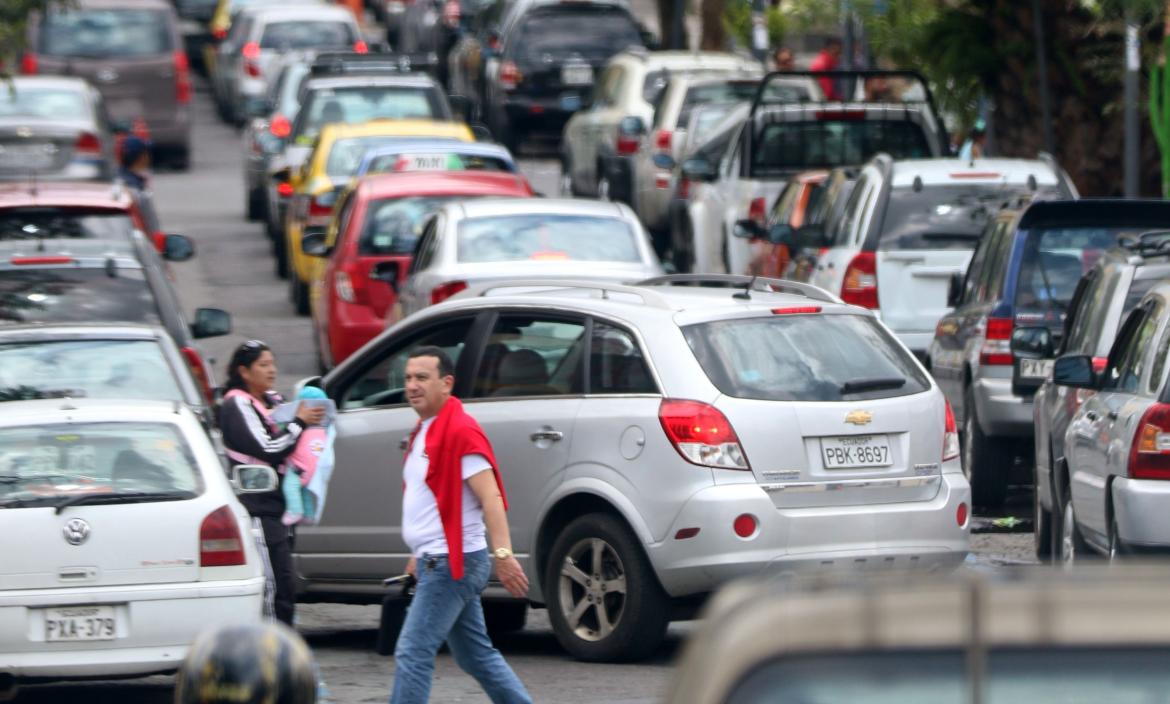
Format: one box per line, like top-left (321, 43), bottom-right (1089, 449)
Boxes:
top-left (191, 307), bottom-right (232, 339)
top-left (767, 223), bottom-right (794, 245)
top-left (947, 271), bottom-right (964, 308)
top-left (1011, 326), bottom-right (1054, 358)
top-left (371, 261), bottom-right (401, 293)
top-left (619, 115), bottom-right (647, 136)
top-left (681, 157), bottom-right (716, 183)
top-left (163, 233), bottom-right (195, 262)
top-left (302, 228), bottom-right (330, 257)
top-left (733, 219), bottom-right (764, 240)
top-left (448, 94), bottom-right (474, 123)
top-left (1052, 354), bottom-right (1097, 389)
top-left (232, 464), bottom-right (278, 493)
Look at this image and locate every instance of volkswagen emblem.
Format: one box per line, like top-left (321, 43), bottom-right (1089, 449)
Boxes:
top-left (63, 518), bottom-right (91, 546)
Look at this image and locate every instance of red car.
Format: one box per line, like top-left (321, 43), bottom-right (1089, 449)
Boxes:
top-left (309, 171), bottom-right (534, 369)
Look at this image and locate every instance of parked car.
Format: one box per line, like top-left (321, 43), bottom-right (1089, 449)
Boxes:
top-left (292, 275), bottom-right (969, 661)
top-left (1030, 232), bottom-right (1170, 560)
top-left (26, 0), bottom-right (193, 169)
top-left (388, 198), bottom-right (665, 323)
top-left (666, 565), bottom-right (1170, 704)
top-left (303, 170), bottom-right (534, 370)
top-left (0, 399), bottom-right (272, 688)
top-left (734, 169), bottom-right (827, 279)
top-left (0, 77), bottom-right (118, 183)
top-left (243, 53), bottom-right (313, 222)
top-left (929, 199), bottom-right (1170, 510)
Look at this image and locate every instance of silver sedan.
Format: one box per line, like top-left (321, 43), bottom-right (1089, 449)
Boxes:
top-left (388, 198), bottom-right (665, 324)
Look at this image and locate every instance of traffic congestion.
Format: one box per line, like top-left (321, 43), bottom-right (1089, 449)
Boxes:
top-left (3, 0), bottom-right (1170, 700)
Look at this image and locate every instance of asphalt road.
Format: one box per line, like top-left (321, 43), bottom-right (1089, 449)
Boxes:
top-left (7, 74), bottom-right (1037, 704)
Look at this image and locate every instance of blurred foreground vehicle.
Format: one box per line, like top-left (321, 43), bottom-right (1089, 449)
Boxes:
top-left (0, 78), bottom-right (117, 183)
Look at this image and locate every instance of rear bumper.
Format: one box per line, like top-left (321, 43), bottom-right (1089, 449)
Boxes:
top-left (972, 374), bottom-right (1033, 437)
top-left (646, 474), bottom-right (970, 597)
top-left (1112, 478), bottom-right (1170, 547)
top-left (0, 576), bottom-right (265, 678)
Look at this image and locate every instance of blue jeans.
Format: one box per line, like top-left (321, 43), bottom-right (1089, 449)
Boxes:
top-left (390, 550), bottom-right (532, 704)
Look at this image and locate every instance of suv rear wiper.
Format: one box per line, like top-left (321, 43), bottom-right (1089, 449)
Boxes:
top-left (53, 490), bottom-right (195, 515)
top-left (839, 377), bottom-right (906, 394)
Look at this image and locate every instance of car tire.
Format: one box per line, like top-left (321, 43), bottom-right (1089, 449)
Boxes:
top-left (291, 274), bottom-right (309, 316)
top-left (1033, 465), bottom-right (1053, 562)
top-left (545, 513), bottom-right (669, 662)
top-left (1058, 490), bottom-right (1094, 567)
top-left (484, 602), bottom-right (528, 637)
top-left (246, 187), bottom-right (265, 221)
top-left (962, 386), bottom-right (1010, 510)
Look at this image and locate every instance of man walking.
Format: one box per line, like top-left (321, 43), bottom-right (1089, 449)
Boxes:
top-left (390, 346), bottom-right (532, 704)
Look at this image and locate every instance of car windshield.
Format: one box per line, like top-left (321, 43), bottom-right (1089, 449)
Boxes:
top-left (0, 268), bottom-right (160, 326)
top-left (683, 313), bottom-right (930, 402)
top-left (0, 340), bottom-right (183, 403)
top-left (0, 211), bottom-right (136, 242)
top-left (514, 7), bottom-right (642, 61)
top-left (294, 87), bottom-right (445, 143)
top-left (1015, 226), bottom-right (1144, 318)
top-left (259, 21), bottom-right (355, 50)
top-left (724, 649), bottom-right (1170, 704)
top-left (0, 422), bottom-right (202, 509)
top-left (0, 87), bottom-right (89, 120)
top-left (753, 119), bottom-right (932, 174)
top-left (362, 195), bottom-right (477, 255)
top-left (877, 184), bottom-right (1056, 251)
top-left (40, 9), bottom-right (174, 58)
top-left (457, 214), bottom-right (641, 264)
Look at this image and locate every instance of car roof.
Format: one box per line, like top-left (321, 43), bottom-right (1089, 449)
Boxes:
top-left (1017, 199), bottom-right (1170, 230)
top-left (0, 398), bottom-right (193, 428)
top-left (0, 322), bottom-right (169, 342)
top-left (888, 158), bottom-right (1059, 188)
top-left (450, 197), bottom-right (631, 220)
top-left (356, 171), bottom-right (532, 198)
top-left (0, 181), bottom-right (135, 210)
top-left (318, 120), bottom-right (473, 142)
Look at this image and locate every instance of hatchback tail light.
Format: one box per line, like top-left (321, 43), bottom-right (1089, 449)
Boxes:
top-left (840, 251), bottom-right (878, 308)
top-left (180, 346), bottom-right (215, 405)
top-left (979, 317), bottom-right (1014, 366)
top-left (1129, 403), bottom-right (1170, 479)
top-left (431, 280), bottom-right (468, 304)
top-left (943, 400), bottom-right (959, 461)
top-left (498, 60), bottom-right (521, 91)
top-left (74, 132), bottom-right (102, 158)
top-left (200, 505), bottom-right (247, 567)
top-left (20, 53), bottom-right (37, 75)
top-left (269, 114), bottom-right (291, 138)
top-left (748, 197), bottom-right (767, 227)
top-left (654, 129), bottom-right (672, 152)
top-left (658, 399), bottom-right (750, 470)
top-left (174, 51), bottom-right (191, 104)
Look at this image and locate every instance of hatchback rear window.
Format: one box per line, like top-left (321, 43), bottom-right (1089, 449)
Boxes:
top-left (876, 184), bottom-right (1054, 251)
top-left (260, 21), bottom-right (354, 50)
top-left (0, 211), bottom-right (136, 242)
top-left (41, 9), bottom-right (174, 58)
top-left (295, 87), bottom-right (444, 142)
top-left (0, 88), bottom-right (89, 120)
top-left (0, 422), bottom-right (201, 510)
top-left (1015, 227), bottom-right (1143, 316)
top-left (0, 267), bottom-right (160, 326)
top-left (514, 7), bottom-right (641, 62)
top-left (361, 195), bottom-right (468, 255)
top-left (0, 339), bottom-right (183, 403)
top-left (457, 214), bottom-right (641, 264)
top-left (753, 119), bottom-right (930, 174)
top-left (683, 313), bottom-right (930, 402)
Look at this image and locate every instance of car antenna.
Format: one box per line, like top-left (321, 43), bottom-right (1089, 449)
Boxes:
top-left (733, 275), bottom-right (757, 300)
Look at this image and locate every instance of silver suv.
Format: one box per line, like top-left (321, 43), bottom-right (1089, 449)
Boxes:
top-left (293, 275), bottom-right (971, 662)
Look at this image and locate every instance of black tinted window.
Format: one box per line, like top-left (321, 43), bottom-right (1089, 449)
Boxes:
top-left (0, 268), bottom-right (159, 325)
top-left (753, 120), bottom-right (930, 174)
top-left (878, 185), bottom-right (1048, 251)
top-left (260, 21), bottom-right (354, 50)
top-left (513, 8), bottom-right (641, 61)
top-left (0, 211), bottom-right (136, 242)
top-left (41, 9), bottom-right (173, 57)
top-left (683, 313), bottom-right (930, 402)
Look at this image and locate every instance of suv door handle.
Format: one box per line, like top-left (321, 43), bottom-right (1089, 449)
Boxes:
top-left (530, 428), bottom-right (564, 443)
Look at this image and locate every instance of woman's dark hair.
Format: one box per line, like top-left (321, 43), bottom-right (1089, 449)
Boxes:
top-left (225, 339), bottom-right (272, 391)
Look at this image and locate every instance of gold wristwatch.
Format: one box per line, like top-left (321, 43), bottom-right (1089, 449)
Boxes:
top-left (493, 547), bottom-right (513, 561)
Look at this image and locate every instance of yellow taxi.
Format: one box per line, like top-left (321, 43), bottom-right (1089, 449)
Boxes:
top-left (283, 119), bottom-right (475, 314)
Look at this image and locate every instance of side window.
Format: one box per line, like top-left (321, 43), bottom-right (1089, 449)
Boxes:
top-left (339, 317), bottom-right (476, 409)
top-left (589, 321), bottom-right (657, 394)
top-left (470, 314), bottom-right (586, 399)
top-left (1104, 305), bottom-right (1160, 393)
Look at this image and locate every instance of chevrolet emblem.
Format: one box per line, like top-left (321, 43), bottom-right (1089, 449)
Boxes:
top-left (844, 410), bottom-right (873, 426)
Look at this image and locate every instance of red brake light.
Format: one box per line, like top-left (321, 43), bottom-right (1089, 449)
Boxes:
top-left (771, 306), bottom-right (821, 315)
top-left (269, 114), bottom-right (291, 139)
top-left (20, 53), bottom-right (37, 75)
top-left (1130, 403), bottom-right (1170, 480)
top-left (498, 60), bottom-right (521, 91)
top-left (277, 182), bottom-right (294, 197)
top-left (74, 131), bottom-right (102, 157)
top-left (174, 51), bottom-right (191, 104)
top-left (840, 252), bottom-right (878, 308)
top-left (815, 110), bottom-right (866, 121)
top-left (654, 129), bottom-right (672, 151)
top-left (200, 505), bottom-right (247, 567)
top-left (748, 197), bottom-right (767, 226)
top-left (658, 399), bottom-right (750, 470)
top-left (11, 256), bottom-right (73, 265)
top-left (979, 317), bottom-right (1014, 366)
top-left (241, 41), bottom-right (260, 60)
top-left (431, 280), bottom-right (468, 304)
top-left (943, 400), bottom-right (959, 461)
top-left (180, 346), bottom-right (215, 405)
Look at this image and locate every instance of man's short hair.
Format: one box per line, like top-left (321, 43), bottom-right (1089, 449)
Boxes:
top-left (408, 346), bottom-right (455, 378)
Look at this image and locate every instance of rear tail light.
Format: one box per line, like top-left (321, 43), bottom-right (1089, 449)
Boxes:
top-left (943, 400), bottom-right (959, 461)
top-left (840, 251), bottom-right (878, 308)
top-left (979, 317), bottom-right (1014, 366)
top-left (658, 398), bottom-right (750, 470)
top-left (20, 53), bottom-right (37, 74)
top-left (748, 197), bottom-right (766, 226)
top-left (200, 505), bottom-right (247, 567)
top-left (269, 114), bottom-right (291, 138)
top-left (654, 129), bottom-right (672, 152)
top-left (353, 40), bottom-right (369, 54)
top-left (74, 132), bottom-right (102, 158)
top-left (174, 51), bottom-right (191, 104)
top-left (277, 181), bottom-right (294, 197)
top-left (1130, 403), bottom-right (1170, 479)
top-left (180, 346), bottom-right (215, 405)
top-left (498, 60), bottom-right (521, 91)
top-left (431, 280), bottom-right (468, 304)
top-left (442, 0), bottom-right (460, 28)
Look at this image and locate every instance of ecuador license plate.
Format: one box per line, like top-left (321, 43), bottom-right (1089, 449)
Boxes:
top-left (43, 605), bottom-right (118, 642)
top-left (820, 435), bottom-right (892, 469)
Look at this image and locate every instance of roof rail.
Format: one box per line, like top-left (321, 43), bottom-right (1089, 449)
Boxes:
top-left (1118, 230), bottom-right (1170, 257)
top-left (637, 274), bottom-right (842, 304)
top-left (461, 279), bottom-right (675, 309)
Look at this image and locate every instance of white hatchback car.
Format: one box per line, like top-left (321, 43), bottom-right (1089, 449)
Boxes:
top-left (0, 400), bottom-right (270, 686)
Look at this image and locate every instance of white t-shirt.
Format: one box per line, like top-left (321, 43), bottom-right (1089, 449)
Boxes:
top-left (401, 417), bottom-right (493, 557)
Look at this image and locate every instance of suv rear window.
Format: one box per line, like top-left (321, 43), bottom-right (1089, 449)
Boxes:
top-left (0, 422), bottom-right (201, 509)
top-left (41, 9), bottom-right (174, 58)
top-left (876, 184), bottom-right (1053, 251)
top-left (1015, 227), bottom-right (1143, 316)
top-left (0, 211), bottom-right (136, 242)
top-left (260, 21), bottom-right (354, 50)
top-left (0, 267), bottom-right (160, 326)
top-left (513, 7), bottom-right (641, 61)
top-left (294, 87), bottom-right (445, 143)
top-left (457, 214), bottom-right (641, 264)
top-left (753, 119), bottom-right (930, 174)
top-left (0, 339), bottom-right (183, 403)
top-left (683, 313), bottom-right (930, 402)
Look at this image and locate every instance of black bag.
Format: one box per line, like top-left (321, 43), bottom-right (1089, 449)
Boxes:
top-left (375, 576), bottom-right (415, 656)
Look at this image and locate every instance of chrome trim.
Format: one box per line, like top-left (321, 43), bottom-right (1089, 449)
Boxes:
top-left (759, 475), bottom-right (941, 493)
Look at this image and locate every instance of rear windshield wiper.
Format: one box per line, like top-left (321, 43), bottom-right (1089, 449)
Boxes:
top-left (53, 490), bottom-right (195, 514)
top-left (839, 377), bottom-right (907, 394)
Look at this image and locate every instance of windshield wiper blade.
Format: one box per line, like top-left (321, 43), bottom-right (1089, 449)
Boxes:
top-left (839, 377), bottom-right (907, 394)
top-left (53, 490), bottom-right (194, 515)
